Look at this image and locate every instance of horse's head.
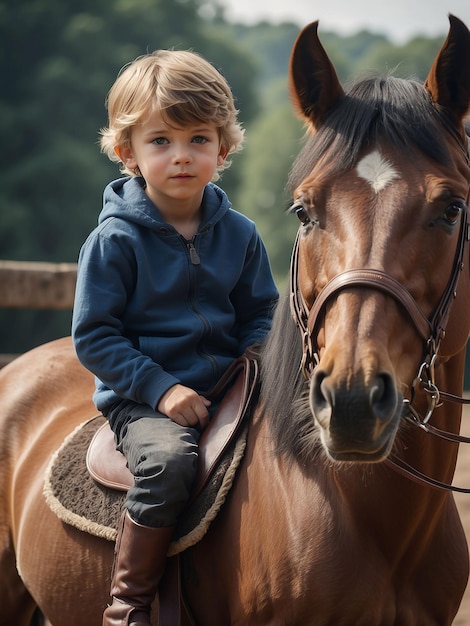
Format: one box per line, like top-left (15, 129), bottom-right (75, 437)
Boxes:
top-left (262, 16), bottom-right (470, 465)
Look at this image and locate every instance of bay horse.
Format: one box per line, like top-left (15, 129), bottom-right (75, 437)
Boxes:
top-left (2, 14), bottom-right (470, 626)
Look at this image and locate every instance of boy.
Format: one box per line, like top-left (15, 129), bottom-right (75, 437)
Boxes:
top-left (71, 49), bottom-right (278, 626)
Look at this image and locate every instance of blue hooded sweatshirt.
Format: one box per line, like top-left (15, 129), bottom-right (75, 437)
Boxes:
top-left (72, 176), bottom-right (278, 413)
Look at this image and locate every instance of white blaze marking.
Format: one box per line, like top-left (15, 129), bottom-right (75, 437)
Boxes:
top-left (357, 151), bottom-right (399, 193)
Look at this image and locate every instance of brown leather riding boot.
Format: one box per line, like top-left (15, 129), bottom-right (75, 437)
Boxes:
top-left (102, 511), bottom-right (174, 626)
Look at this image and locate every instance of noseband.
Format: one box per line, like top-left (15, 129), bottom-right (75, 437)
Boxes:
top-left (289, 153), bottom-right (470, 492)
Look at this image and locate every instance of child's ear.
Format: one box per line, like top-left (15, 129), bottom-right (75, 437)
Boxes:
top-left (217, 146), bottom-right (229, 166)
top-left (114, 144), bottom-right (137, 169)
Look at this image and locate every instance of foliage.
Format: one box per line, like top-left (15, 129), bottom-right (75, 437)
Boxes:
top-left (356, 35), bottom-right (444, 79)
top-left (234, 102), bottom-right (304, 287)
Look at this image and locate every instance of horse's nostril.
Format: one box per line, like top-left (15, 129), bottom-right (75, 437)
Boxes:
top-left (310, 370), bottom-right (333, 425)
top-left (370, 373), bottom-right (397, 421)
top-left (311, 370), bottom-right (326, 405)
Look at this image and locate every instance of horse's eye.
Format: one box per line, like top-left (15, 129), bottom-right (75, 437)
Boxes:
top-left (288, 200), bottom-right (315, 227)
top-left (444, 202), bottom-right (464, 225)
top-left (295, 206), bottom-right (311, 226)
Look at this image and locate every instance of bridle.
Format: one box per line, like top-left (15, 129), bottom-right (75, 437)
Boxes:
top-left (289, 139), bottom-right (470, 493)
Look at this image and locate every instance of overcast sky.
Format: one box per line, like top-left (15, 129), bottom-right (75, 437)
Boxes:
top-left (217, 0), bottom-right (470, 43)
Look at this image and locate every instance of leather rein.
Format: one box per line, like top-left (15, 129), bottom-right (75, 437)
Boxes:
top-left (289, 156), bottom-right (470, 493)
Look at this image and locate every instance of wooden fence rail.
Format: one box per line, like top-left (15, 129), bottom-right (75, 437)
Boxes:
top-left (0, 260), bottom-right (77, 367)
top-left (0, 260), bottom-right (77, 309)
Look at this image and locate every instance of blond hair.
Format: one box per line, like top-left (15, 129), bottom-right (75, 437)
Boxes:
top-left (100, 50), bottom-right (244, 179)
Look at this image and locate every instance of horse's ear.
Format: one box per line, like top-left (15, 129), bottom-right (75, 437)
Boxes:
top-left (425, 15), bottom-right (470, 124)
top-left (289, 21), bottom-right (344, 130)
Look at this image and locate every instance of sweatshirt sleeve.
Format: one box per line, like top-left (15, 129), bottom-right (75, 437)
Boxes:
top-left (230, 225), bottom-right (279, 352)
top-left (71, 227), bottom-right (180, 409)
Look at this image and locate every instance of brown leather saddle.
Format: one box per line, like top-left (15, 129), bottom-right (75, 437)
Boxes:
top-left (86, 352), bottom-right (259, 501)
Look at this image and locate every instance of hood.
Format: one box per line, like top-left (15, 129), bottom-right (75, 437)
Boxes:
top-left (98, 176), bottom-right (231, 231)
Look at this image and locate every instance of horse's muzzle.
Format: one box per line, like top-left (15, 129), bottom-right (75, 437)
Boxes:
top-left (310, 370), bottom-right (402, 462)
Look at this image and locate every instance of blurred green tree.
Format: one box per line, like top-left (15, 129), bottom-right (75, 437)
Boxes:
top-left (235, 101), bottom-right (304, 287)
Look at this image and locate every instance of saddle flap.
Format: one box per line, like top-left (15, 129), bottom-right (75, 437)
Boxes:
top-left (86, 423), bottom-right (133, 492)
top-left (191, 355), bottom-right (258, 500)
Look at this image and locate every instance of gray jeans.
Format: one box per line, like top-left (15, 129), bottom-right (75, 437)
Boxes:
top-left (105, 400), bottom-right (200, 528)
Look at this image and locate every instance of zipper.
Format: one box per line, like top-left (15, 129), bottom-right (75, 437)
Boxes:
top-left (181, 234), bottom-right (218, 377)
top-left (187, 240), bottom-right (200, 265)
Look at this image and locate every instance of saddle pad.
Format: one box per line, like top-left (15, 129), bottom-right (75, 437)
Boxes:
top-left (43, 415), bottom-right (247, 556)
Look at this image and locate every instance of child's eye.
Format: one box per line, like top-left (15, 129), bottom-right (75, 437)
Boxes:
top-left (152, 137), bottom-right (168, 145)
top-left (192, 136), bottom-right (208, 144)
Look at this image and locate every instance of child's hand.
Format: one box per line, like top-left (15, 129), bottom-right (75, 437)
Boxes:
top-left (157, 384), bottom-right (211, 429)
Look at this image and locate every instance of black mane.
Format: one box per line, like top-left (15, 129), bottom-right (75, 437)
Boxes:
top-left (260, 289), bottom-right (315, 461)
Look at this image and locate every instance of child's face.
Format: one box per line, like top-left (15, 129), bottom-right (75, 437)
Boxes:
top-left (117, 110), bottom-right (227, 213)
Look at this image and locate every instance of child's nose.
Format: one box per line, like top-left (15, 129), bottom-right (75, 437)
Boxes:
top-left (173, 145), bottom-right (192, 164)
